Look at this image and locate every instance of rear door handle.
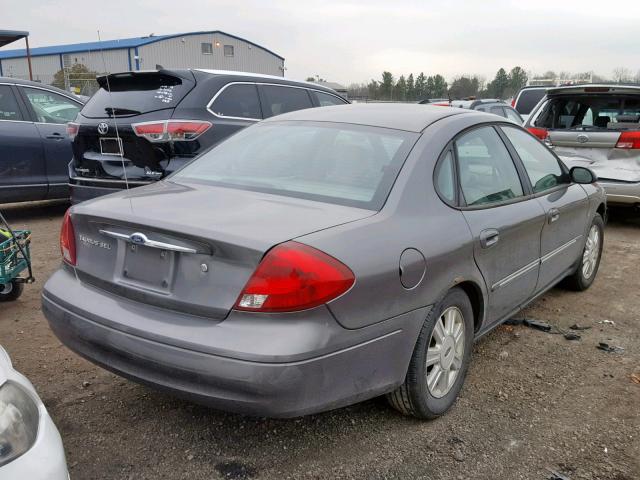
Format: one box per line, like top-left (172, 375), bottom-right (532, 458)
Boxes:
top-left (479, 229), bottom-right (500, 249)
top-left (548, 208), bottom-right (560, 223)
top-left (46, 133), bottom-right (64, 140)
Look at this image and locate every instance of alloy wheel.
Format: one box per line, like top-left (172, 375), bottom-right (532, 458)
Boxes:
top-left (426, 306), bottom-right (465, 398)
top-left (582, 225), bottom-right (600, 280)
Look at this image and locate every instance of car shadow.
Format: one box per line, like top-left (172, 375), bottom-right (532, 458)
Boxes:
top-left (1, 200), bottom-right (69, 223)
top-left (606, 207), bottom-right (640, 228)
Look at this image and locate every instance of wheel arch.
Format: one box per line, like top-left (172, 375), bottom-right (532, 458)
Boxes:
top-left (453, 280), bottom-right (485, 333)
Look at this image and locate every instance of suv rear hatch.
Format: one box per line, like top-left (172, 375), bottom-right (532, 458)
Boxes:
top-left (71, 70), bottom-right (200, 186)
top-left (528, 86), bottom-right (640, 182)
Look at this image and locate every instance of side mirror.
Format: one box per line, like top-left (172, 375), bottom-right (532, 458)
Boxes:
top-left (570, 166), bottom-right (597, 184)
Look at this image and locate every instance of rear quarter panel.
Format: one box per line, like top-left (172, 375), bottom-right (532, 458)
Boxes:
top-left (298, 115), bottom-right (489, 330)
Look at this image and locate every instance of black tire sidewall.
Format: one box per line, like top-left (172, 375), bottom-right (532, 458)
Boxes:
top-left (409, 288), bottom-right (474, 417)
top-left (0, 280), bottom-right (24, 302)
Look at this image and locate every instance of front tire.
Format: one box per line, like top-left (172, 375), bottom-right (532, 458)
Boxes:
top-left (0, 280), bottom-right (24, 302)
top-left (387, 287), bottom-right (474, 419)
top-left (564, 214), bottom-right (604, 291)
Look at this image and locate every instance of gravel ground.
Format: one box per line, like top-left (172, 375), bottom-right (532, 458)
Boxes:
top-left (1, 200), bottom-right (639, 480)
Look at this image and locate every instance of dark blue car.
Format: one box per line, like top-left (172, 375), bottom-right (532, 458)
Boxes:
top-left (0, 78), bottom-right (83, 203)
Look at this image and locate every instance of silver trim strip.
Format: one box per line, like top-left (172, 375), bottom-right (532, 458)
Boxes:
top-left (491, 258), bottom-right (540, 291)
top-left (99, 230), bottom-right (197, 254)
top-left (491, 235), bottom-right (582, 291)
top-left (70, 177), bottom-right (151, 186)
top-left (540, 236), bottom-right (580, 264)
top-left (206, 81), bottom-right (346, 122)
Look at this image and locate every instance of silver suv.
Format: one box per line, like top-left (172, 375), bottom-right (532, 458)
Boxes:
top-left (525, 84), bottom-right (640, 208)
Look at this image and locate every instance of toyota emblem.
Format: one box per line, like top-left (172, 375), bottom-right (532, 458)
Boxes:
top-left (97, 122), bottom-right (109, 135)
top-left (576, 133), bottom-right (589, 144)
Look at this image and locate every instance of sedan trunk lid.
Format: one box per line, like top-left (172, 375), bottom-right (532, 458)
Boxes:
top-left (70, 180), bottom-right (375, 319)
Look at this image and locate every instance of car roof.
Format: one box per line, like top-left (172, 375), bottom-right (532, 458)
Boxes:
top-left (0, 76), bottom-right (85, 102)
top-left (195, 69), bottom-right (339, 93)
top-left (262, 103), bottom-right (477, 132)
top-left (546, 84), bottom-right (640, 95)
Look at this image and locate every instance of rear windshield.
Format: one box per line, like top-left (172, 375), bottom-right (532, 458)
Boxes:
top-left (534, 94), bottom-right (640, 130)
top-left (515, 89), bottom-right (546, 114)
top-left (172, 121), bottom-right (417, 210)
top-left (82, 72), bottom-right (194, 118)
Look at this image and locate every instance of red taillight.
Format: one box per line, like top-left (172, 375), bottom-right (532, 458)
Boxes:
top-left (66, 122), bottom-right (79, 141)
top-left (132, 120), bottom-right (212, 142)
top-left (234, 241), bottom-right (355, 313)
top-left (527, 127), bottom-right (548, 140)
top-left (60, 210), bottom-right (76, 266)
top-left (511, 98), bottom-right (516, 107)
top-left (615, 131), bottom-right (640, 149)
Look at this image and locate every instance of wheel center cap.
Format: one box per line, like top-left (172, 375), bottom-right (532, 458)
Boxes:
top-left (441, 336), bottom-right (455, 370)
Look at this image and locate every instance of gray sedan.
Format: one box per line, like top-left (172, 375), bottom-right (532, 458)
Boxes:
top-left (42, 104), bottom-right (606, 419)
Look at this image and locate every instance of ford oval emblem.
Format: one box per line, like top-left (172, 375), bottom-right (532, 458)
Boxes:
top-left (97, 122), bottom-right (109, 135)
top-left (129, 233), bottom-right (147, 245)
top-left (577, 133), bottom-right (589, 144)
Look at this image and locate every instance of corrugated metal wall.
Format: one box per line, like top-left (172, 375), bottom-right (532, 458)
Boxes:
top-left (138, 33), bottom-right (284, 76)
top-left (0, 32), bottom-right (285, 86)
top-left (0, 54), bottom-right (61, 84)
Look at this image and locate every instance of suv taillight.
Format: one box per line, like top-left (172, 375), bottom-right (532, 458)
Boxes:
top-left (527, 127), bottom-right (548, 140)
top-left (66, 122), bottom-right (79, 141)
top-left (615, 131), bottom-right (640, 149)
top-left (234, 242), bottom-right (355, 313)
top-left (60, 210), bottom-right (76, 265)
top-left (132, 120), bottom-right (212, 142)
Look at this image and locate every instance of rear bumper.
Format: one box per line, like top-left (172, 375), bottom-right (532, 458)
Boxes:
top-left (42, 268), bottom-right (426, 417)
top-left (598, 180), bottom-right (640, 206)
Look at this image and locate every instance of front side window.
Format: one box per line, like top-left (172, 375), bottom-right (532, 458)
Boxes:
top-left (223, 45), bottom-right (234, 57)
top-left (455, 126), bottom-right (524, 206)
top-left (501, 126), bottom-right (566, 193)
top-left (173, 122), bottom-right (417, 210)
top-left (261, 85), bottom-right (313, 117)
top-left (313, 91), bottom-right (347, 107)
top-left (0, 86), bottom-right (23, 121)
top-left (23, 87), bottom-right (81, 124)
top-left (201, 43), bottom-right (213, 54)
top-left (210, 84), bottom-right (261, 119)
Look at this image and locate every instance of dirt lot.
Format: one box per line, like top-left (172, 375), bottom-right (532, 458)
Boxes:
top-left (1, 200), bottom-right (639, 480)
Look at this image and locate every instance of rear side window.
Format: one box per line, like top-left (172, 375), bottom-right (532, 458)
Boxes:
top-left (435, 151), bottom-right (456, 203)
top-left (23, 87), bottom-right (81, 124)
top-left (455, 127), bottom-right (524, 206)
top-left (504, 107), bottom-right (523, 124)
top-left (261, 85), bottom-right (313, 117)
top-left (501, 126), bottom-right (566, 193)
top-left (210, 84), bottom-right (262, 119)
top-left (516, 89), bottom-right (546, 114)
top-left (0, 86), bottom-right (23, 121)
top-left (312, 91), bottom-right (346, 107)
top-left (490, 106), bottom-right (505, 117)
top-left (82, 72), bottom-right (194, 118)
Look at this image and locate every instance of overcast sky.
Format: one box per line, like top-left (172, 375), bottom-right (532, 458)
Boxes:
top-left (2, 0), bottom-right (638, 84)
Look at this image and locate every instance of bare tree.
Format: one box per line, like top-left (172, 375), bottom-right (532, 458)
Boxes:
top-left (612, 67), bottom-right (632, 83)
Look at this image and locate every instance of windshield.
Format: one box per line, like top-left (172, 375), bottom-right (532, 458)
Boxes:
top-left (172, 121), bottom-right (418, 210)
top-left (534, 94), bottom-right (640, 130)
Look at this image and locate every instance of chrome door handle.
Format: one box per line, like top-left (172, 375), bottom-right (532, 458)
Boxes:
top-left (479, 229), bottom-right (500, 249)
top-left (548, 208), bottom-right (560, 223)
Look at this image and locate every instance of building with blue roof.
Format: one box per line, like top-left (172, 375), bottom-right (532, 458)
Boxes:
top-left (0, 31), bottom-right (285, 89)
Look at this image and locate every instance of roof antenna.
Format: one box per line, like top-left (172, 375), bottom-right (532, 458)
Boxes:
top-left (97, 30), bottom-right (132, 212)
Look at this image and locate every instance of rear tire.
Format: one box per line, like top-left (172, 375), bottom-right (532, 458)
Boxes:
top-left (0, 280), bottom-right (24, 302)
top-left (564, 214), bottom-right (604, 291)
top-left (387, 287), bottom-right (474, 419)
